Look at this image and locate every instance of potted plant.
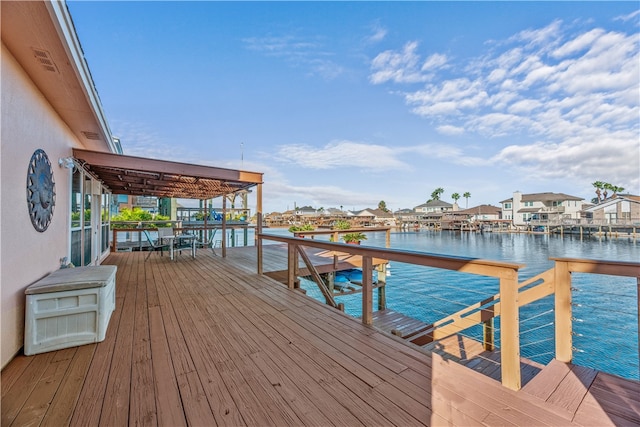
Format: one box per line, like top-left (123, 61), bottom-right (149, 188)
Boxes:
top-left (288, 224), bottom-right (315, 237)
top-left (342, 232), bottom-right (367, 245)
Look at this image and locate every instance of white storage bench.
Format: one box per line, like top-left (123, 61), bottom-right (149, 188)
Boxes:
top-left (24, 265), bottom-right (117, 356)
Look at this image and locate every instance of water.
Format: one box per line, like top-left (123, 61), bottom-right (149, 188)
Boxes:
top-left (260, 229), bottom-right (639, 380)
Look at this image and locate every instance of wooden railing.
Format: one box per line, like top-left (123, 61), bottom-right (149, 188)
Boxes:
top-left (257, 233), bottom-right (525, 390)
top-left (257, 233), bottom-right (640, 390)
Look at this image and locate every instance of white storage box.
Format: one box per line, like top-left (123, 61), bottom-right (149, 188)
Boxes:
top-left (24, 265), bottom-right (117, 356)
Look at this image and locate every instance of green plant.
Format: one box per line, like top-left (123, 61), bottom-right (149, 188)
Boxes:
top-left (342, 232), bottom-right (367, 244)
top-left (332, 220), bottom-right (351, 230)
top-left (110, 207), bottom-right (170, 228)
top-left (288, 224), bottom-right (315, 233)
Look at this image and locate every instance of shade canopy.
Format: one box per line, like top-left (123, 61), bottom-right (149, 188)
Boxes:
top-left (73, 149), bottom-right (263, 200)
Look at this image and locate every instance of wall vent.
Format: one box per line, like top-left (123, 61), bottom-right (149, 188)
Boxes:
top-left (81, 131), bottom-right (101, 140)
top-left (31, 48), bottom-right (58, 73)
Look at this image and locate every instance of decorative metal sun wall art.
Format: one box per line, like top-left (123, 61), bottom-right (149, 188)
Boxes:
top-left (26, 149), bottom-right (56, 232)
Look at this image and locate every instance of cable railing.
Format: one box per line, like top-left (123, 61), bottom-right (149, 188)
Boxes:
top-left (258, 232), bottom-right (525, 390)
top-left (257, 232), bottom-right (640, 390)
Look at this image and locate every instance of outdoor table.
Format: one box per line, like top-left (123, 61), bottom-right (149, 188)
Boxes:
top-left (161, 234), bottom-right (197, 260)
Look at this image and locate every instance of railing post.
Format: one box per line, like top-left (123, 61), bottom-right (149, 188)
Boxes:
top-left (362, 256), bottom-right (373, 325)
top-left (483, 318), bottom-right (494, 351)
top-left (287, 243), bottom-right (297, 290)
top-left (555, 260), bottom-right (573, 363)
top-left (500, 268), bottom-right (521, 390)
top-left (376, 263), bottom-right (387, 310)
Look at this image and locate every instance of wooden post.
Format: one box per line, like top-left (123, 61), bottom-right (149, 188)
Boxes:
top-left (385, 229), bottom-right (391, 248)
top-left (500, 268), bottom-right (521, 390)
top-left (362, 256), bottom-right (373, 325)
top-left (111, 229), bottom-right (117, 252)
top-left (222, 196), bottom-right (227, 258)
top-left (483, 317), bottom-right (494, 351)
top-left (377, 263), bottom-right (387, 310)
top-left (554, 260), bottom-right (573, 363)
top-left (256, 183), bottom-right (263, 275)
top-left (287, 243), bottom-right (296, 290)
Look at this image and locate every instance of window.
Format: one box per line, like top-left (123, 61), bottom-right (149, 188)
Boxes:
top-left (504, 203), bottom-right (512, 209)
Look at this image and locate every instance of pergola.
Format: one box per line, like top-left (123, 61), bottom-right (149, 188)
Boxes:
top-left (72, 148), bottom-right (264, 256)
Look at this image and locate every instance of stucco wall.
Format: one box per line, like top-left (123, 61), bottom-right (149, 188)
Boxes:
top-left (1, 43), bottom-right (77, 367)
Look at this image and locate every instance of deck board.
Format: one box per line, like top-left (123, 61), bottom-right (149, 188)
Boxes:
top-left (2, 249), bottom-right (638, 426)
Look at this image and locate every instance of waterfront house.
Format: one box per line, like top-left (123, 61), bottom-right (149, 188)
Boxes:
top-left (585, 194), bottom-right (640, 225)
top-left (368, 208), bottom-right (396, 226)
top-left (500, 191), bottom-right (585, 227)
top-left (264, 211), bottom-right (286, 227)
top-left (454, 204), bottom-right (502, 221)
top-left (1, 0), bottom-right (263, 369)
top-left (414, 200), bottom-right (454, 213)
top-left (4, 3), bottom-right (639, 426)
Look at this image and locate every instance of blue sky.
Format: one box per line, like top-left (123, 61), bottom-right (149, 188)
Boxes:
top-left (67, 1), bottom-right (639, 213)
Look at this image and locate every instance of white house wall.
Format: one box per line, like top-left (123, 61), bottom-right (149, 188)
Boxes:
top-left (1, 43), bottom-right (78, 367)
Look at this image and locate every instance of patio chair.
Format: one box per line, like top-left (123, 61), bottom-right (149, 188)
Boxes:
top-left (196, 229), bottom-right (219, 255)
top-left (142, 229), bottom-right (171, 261)
top-left (157, 227), bottom-right (174, 238)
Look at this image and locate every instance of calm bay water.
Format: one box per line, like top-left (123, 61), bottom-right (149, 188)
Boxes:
top-left (262, 229), bottom-right (639, 380)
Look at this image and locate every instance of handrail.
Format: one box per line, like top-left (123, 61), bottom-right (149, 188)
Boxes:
top-left (258, 232), bottom-right (524, 390)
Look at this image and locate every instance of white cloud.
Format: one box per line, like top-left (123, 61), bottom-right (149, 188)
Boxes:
top-left (436, 124), bottom-right (465, 136)
top-left (274, 140), bottom-right (409, 170)
top-left (421, 53), bottom-right (448, 71)
top-left (367, 22), bottom-right (388, 43)
top-left (552, 29), bottom-right (605, 58)
top-left (242, 34), bottom-right (343, 80)
top-left (614, 10), bottom-right (640, 23)
top-left (370, 41), bottom-right (434, 84)
top-left (510, 19), bottom-right (563, 51)
top-left (368, 19), bottom-right (639, 191)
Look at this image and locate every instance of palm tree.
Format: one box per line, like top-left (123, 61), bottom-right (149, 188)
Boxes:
top-left (451, 193), bottom-right (460, 206)
top-left (612, 185), bottom-right (625, 196)
top-left (603, 183), bottom-right (615, 201)
top-left (463, 192), bottom-right (471, 208)
top-left (378, 200), bottom-right (388, 212)
top-left (430, 187), bottom-right (445, 201)
top-left (592, 181), bottom-right (605, 203)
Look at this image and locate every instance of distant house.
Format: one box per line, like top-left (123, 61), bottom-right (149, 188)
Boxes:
top-left (350, 209), bottom-right (376, 226)
top-left (414, 200), bottom-right (454, 213)
top-left (368, 209), bottom-right (396, 226)
top-left (264, 212), bottom-right (285, 227)
top-left (295, 206), bottom-right (318, 216)
top-left (584, 194), bottom-right (640, 225)
top-left (455, 205), bottom-right (502, 221)
top-left (500, 191), bottom-right (585, 226)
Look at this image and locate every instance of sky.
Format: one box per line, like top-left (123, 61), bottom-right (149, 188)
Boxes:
top-left (67, 1), bottom-right (640, 214)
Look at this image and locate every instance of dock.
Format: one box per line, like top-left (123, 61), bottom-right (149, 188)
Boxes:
top-left (2, 248), bottom-right (639, 426)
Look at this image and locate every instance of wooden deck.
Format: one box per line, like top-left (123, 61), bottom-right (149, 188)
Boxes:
top-left (2, 250), bottom-right (639, 426)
